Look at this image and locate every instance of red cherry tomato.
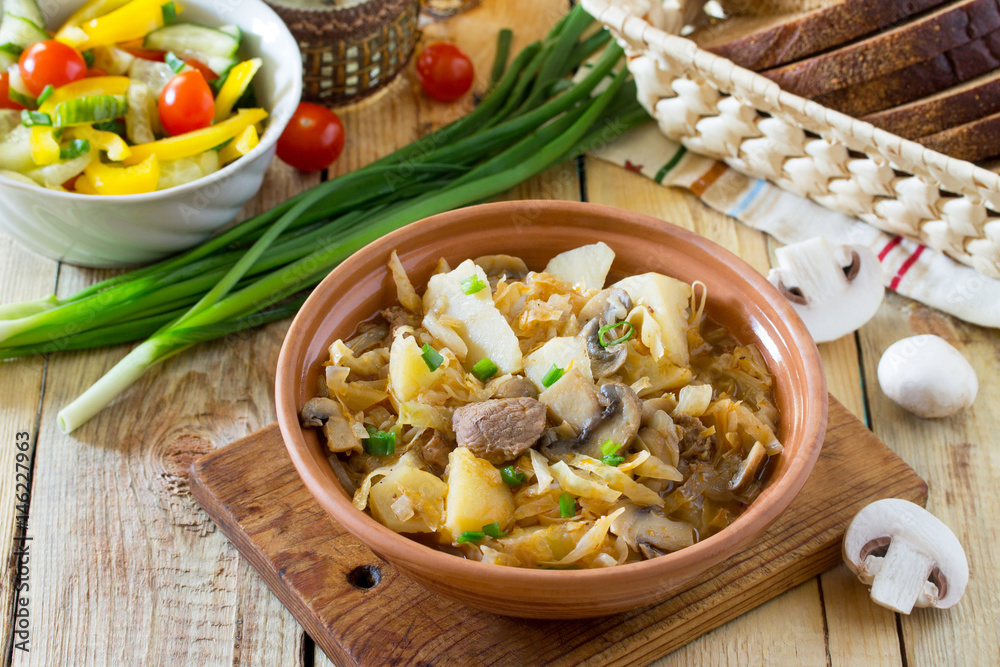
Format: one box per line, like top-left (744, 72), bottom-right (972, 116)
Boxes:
top-left (183, 58), bottom-right (219, 81)
top-left (158, 70), bottom-right (215, 136)
top-left (0, 72), bottom-right (25, 110)
top-left (18, 40), bottom-right (87, 97)
top-left (119, 46), bottom-right (166, 62)
top-left (87, 67), bottom-right (108, 78)
top-left (415, 42), bottom-right (474, 102)
top-left (276, 102), bottom-right (345, 172)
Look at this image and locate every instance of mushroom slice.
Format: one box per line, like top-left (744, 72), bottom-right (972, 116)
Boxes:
top-left (542, 382), bottom-right (642, 460)
top-left (473, 254), bottom-right (529, 286)
top-left (728, 441), bottom-right (766, 492)
top-left (766, 238), bottom-right (884, 343)
top-left (300, 397), bottom-right (339, 428)
top-left (610, 502), bottom-right (695, 558)
top-left (877, 335), bottom-right (978, 418)
top-left (843, 499), bottom-right (969, 614)
top-left (579, 288), bottom-right (634, 379)
top-left (491, 375), bottom-right (539, 399)
top-left (299, 397), bottom-right (363, 454)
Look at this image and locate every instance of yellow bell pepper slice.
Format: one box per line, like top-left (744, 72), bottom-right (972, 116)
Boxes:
top-left (74, 0), bottom-right (183, 51)
top-left (124, 108), bottom-right (268, 165)
top-left (213, 59), bottom-right (261, 123)
top-left (67, 125), bottom-right (132, 161)
top-left (30, 127), bottom-right (62, 166)
top-left (83, 154), bottom-right (160, 195)
top-left (218, 124), bottom-right (258, 165)
top-left (54, 0), bottom-right (134, 46)
top-left (38, 77), bottom-right (131, 114)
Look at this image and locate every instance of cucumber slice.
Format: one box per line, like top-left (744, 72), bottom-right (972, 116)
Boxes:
top-left (52, 95), bottom-right (129, 127)
top-left (26, 152), bottom-right (91, 187)
top-left (144, 23), bottom-right (241, 58)
top-left (0, 126), bottom-right (34, 171)
top-left (217, 24), bottom-right (242, 44)
top-left (0, 13), bottom-right (48, 55)
top-left (206, 55), bottom-right (239, 78)
top-left (1, 0), bottom-right (45, 31)
top-left (0, 49), bottom-right (16, 69)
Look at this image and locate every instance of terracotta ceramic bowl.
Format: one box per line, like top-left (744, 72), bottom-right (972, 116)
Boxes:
top-left (275, 200), bottom-right (828, 619)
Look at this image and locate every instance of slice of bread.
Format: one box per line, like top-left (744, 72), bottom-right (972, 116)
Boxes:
top-left (761, 0), bottom-right (1000, 98)
top-left (694, 0), bottom-right (949, 71)
top-left (717, 0), bottom-right (830, 16)
top-left (919, 111), bottom-right (1000, 160)
top-left (815, 30), bottom-right (1000, 116)
top-left (862, 70), bottom-right (1000, 138)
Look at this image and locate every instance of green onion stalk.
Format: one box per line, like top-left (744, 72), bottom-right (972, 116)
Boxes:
top-left (0, 6), bottom-right (652, 433)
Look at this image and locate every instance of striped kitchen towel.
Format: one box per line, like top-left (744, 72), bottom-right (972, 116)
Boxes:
top-left (591, 123), bottom-right (1000, 329)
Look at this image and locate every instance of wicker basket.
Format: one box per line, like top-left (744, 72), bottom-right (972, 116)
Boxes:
top-left (267, 0), bottom-right (420, 106)
top-left (582, 0), bottom-right (1000, 279)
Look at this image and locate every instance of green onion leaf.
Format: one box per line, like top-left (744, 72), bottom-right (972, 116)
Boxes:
top-left (482, 521), bottom-right (505, 538)
top-left (35, 85), bottom-right (54, 106)
top-left (598, 321), bottom-right (633, 347)
top-left (600, 438), bottom-right (622, 456)
top-left (59, 139), bottom-right (90, 160)
top-left (165, 51), bottom-right (186, 73)
top-left (0, 43), bottom-right (23, 56)
top-left (460, 274), bottom-right (488, 295)
top-left (457, 530), bottom-right (485, 544)
top-left (82, 50), bottom-right (95, 67)
top-left (601, 454), bottom-right (625, 467)
top-left (500, 466), bottom-right (527, 487)
top-left (541, 364), bottom-right (564, 388)
top-left (471, 357), bottom-right (498, 382)
top-left (420, 343), bottom-right (444, 371)
top-left (161, 1), bottom-right (177, 21)
top-left (20, 110), bottom-right (52, 127)
top-left (559, 492), bottom-right (575, 518)
top-left (362, 425), bottom-right (395, 456)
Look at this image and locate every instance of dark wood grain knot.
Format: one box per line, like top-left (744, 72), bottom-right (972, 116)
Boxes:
top-left (347, 565), bottom-right (382, 590)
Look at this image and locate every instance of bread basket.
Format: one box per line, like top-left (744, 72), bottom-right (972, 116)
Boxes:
top-left (582, 0), bottom-right (1000, 278)
top-left (266, 0), bottom-right (419, 105)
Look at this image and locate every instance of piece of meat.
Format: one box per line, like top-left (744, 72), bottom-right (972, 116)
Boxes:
top-left (675, 413), bottom-right (716, 462)
top-left (452, 397), bottom-right (547, 465)
top-left (381, 305), bottom-right (421, 336)
top-left (420, 430), bottom-right (455, 474)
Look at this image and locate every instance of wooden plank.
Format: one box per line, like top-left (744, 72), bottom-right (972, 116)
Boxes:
top-left (0, 238), bottom-right (57, 657)
top-left (858, 294), bottom-right (1000, 666)
top-left (582, 161), bottom-right (832, 666)
top-left (10, 161), bottom-right (317, 667)
top-left (189, 398), bottom-right (926, 667)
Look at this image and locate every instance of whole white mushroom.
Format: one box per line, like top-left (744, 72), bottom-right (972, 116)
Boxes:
top-left (877, 335), bottom-right (978, 418)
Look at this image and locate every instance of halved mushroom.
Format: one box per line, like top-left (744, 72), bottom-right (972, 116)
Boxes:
top-left (474, 254), bottom-right (529, 288)
top-left (541, 382), bottom-right (642, 460)
top-left (492, 375), bottom-right (539, 399)
top-left (843, 499), bottom-right (969, 614)
top-left (579, 288), bottom-right (634, 378)
top-left (299, 397), bottom-right (362, 454)
top-left (766, 237), bottom-right (884, 343)
top-left (610, 502), bottom-right (695, 558)
top-left (728, 441), bottom-right (766, 492)
top-left (877, 335), bottom-right (978, 418)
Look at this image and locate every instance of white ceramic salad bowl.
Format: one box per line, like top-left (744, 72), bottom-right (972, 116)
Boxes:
top-left (0, 0), bottom-right (302, 268)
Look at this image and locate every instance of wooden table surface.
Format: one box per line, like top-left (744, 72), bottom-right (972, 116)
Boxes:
top-left (2, 1), bottom-right (997, 665)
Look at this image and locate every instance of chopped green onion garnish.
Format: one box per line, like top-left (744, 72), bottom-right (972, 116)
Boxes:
top-left (165, 51), bottom-right (185, 73)
top-left (20, 110), bottom-right (51, 127)
top-left (500, 466), bottom-right (527, 487)
top-left (161, 1), bottom-right (177, 21)
top-left (0, 43), bottom-right (23, 56)
top-left (82, 50), bottom-right (95, 67)
top-left (362, 425), bottom-right (395, 456)
top-left (541, 364), bottom-right (564, 388)
top-left (600, 439), bottom-right (622, 456)
top-left (457, 530), bottom-right (485, 544)
top-left (559, 492), bottom-right (575, 518)
top-left (460, 274), bottom-right (488, 295)
top-left (601, 454), bottom-right (625, 467)
top-left (59, 139), bottom-right (90, 161)
top-left (471, 357), bottom-right (498, 382)
top-left (482, 521), bottom-right (505, 538)
top-left (420, 343), bottom-right (444, 371)
top-left (36, 85), bottom-right (54, 106)
top-left (598, 321), bottom-right (634, 347)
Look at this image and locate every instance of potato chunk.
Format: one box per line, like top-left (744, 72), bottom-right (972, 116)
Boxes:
top-left (388, 333), bottom-right (442, 403)
top-left (523, 336), bottom-right (593, 392)
top-left (443, 447), bottom-right (515, 540)
top-left (544, 242), bottom-right (615, 290)
top-left (369, 467), bottom-right (448, 534)
top-left (613, 273), bottom-right (692, 366)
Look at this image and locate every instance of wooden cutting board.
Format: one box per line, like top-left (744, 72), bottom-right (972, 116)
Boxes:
top-left (188, 396), bottom-right (927, 667)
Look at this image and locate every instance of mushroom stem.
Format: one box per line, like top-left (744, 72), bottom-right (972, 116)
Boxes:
top-left (869, 540), bottom-right (937, 614)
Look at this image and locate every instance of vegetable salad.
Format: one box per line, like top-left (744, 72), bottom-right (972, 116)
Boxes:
top-left (301, 244), bottom-right (784, 569)
top-left (0, 0), bottom-right (266, 194)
